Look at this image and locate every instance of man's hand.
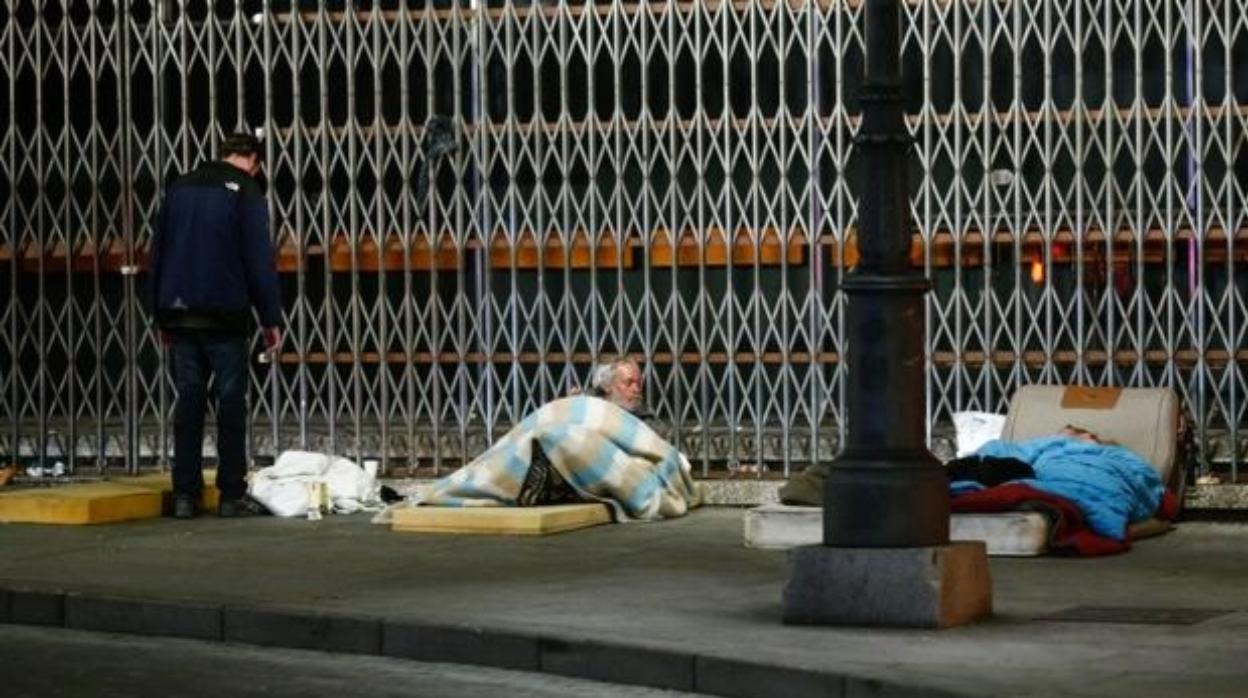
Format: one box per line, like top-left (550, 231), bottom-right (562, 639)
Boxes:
top-left (262, 326), bottom-right (282, 357)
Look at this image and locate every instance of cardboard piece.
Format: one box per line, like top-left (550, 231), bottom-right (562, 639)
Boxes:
top-left (391, 503), bottom-right (612, 536)
top-left (1060, 386), bottom-right (1122, 410)
top-left (0, 483), bottom-right (163, 525)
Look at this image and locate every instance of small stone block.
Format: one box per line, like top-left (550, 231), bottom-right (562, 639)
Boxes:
top-left (391, 503), bottom-right (611, 536)
top-left (224, 607), bottom-right (381, 655)
top-left (694, 656), bottom-right (840, 698)
top-left (9, 589), bottom-right (64, 626)
top-left (0, 483), bottom-right (163, 525)
top-left (382, 622), bottom-right (539, 671)
top-left (64, 595), bottom-right (222, 640)
top-left (540, 638), bottom-right (695, 692)
top-left (783, 542), bottom-right (992, 629)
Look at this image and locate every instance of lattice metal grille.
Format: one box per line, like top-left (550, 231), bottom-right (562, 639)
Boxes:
top-left (2, 1), bottom-right (1245, 479)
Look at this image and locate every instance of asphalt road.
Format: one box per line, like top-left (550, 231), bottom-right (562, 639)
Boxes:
top-left (0, 625), bottom-right (708, 698)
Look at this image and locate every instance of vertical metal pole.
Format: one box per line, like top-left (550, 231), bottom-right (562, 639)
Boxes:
top-left (292, 7), bottom-right (309, 452)
top-left (62, 7), bottom-right (75, 473)
top-left (374, 11), bottom-right (389, 470)
top-left (400, 5), bottom-right (413, 473)
top-left (262, 2), bottom-right (279, 464)
top-left (35, 2), bottom-right (47, 473)
top-left (821, 0), bottom-right (948, 548)
top-left (317, 6), bottom-right (336, 455)
top-left (4, 0), bottom-right (16, 470)
top-left (347, 7), bottom-right (362, 465)
top-left (802, 0), bottom-right (818, 476)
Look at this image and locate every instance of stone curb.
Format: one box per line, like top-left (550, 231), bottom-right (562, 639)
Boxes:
top-left (65, 594), bottom-right (222, 641)
top-left (0, 585), bottom-right (978, 698)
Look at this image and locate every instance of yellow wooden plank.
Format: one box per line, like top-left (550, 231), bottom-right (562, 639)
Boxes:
top-left (0, 483), bottom-right (163, 525)
top-left (391, 503), bottom-right (612, 536)
top-left (122, 472), bottom-right (221, 514)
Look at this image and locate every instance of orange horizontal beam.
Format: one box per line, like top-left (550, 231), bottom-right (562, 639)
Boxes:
top-left (11, 223), bottom-right (1248, 273)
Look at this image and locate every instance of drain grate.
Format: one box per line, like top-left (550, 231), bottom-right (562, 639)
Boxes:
top-left (1036, 606), bottom-right (1234, 626)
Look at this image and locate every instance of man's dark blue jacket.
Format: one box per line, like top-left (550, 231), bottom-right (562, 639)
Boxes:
top-left (148, 161), bottom-right (282, 334)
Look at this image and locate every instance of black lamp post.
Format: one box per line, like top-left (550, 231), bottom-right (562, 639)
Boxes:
top-left (820, 0), bottom-right (949, 548)
top-left (782, 0), bottom-right (990, 629)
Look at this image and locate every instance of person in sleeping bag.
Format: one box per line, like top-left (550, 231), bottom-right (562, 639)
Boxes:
top-left (947, 425), bottom-right (1163, 541)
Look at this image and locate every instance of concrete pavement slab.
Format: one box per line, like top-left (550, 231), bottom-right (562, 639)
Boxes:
top-left (1, 509), bottom-right (1246, 698)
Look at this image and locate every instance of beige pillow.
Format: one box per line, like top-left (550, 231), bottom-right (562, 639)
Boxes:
top-left (1000, 385), bottom-right (1178, 482)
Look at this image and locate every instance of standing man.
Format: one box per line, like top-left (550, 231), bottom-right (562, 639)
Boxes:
top-left (148, 133), bottom-right (282, 519)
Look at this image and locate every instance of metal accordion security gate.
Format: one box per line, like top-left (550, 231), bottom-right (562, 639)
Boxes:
top-left (2, 1), bottom-right (1245, 479)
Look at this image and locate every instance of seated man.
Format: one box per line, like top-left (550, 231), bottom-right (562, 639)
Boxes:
top-left (414, 358), bottom-right (702, 521)
top-left (571, 357), bottom-right (645, 414)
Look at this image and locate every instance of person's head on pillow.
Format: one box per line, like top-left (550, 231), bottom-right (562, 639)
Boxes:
top-left (1060, 424), bottom-right (1118, 446)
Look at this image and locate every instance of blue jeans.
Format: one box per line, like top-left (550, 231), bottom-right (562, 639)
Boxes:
top-left (171, 331), bottom-right (249, 502)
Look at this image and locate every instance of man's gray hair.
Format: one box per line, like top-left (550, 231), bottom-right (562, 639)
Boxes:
top-left (587, 362), bottom-right (618, 396)
top-left (586, 358), bottom-right (634, 396)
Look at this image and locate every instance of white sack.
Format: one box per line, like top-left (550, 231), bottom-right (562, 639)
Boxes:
top-left (952, 411), bottom-right (1007, 458)
top-left (249, 450), bottom-right (382, 518)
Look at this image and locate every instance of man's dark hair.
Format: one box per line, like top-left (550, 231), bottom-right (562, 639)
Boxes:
top-left (220, 133), bottom-right (263, 160)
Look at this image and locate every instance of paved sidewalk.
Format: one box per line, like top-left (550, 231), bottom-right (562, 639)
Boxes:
top-left (1, 509), bottom-right (1246, 698)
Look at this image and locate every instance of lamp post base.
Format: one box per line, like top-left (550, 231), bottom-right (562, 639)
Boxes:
top-left (782, 542), bottom-right (992, 629)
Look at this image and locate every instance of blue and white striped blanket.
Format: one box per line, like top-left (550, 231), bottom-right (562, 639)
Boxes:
top-left (416, 396), bottom-right (703, 521)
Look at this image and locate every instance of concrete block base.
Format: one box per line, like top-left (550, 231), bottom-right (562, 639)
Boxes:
top-left (783, 542), bottom-right (992, 629)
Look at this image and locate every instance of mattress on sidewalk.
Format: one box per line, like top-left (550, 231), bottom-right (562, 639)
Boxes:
top-left (748, 386), bottom-right (1181, 556)
top-left (985, 384), bottom-right (1182, 548)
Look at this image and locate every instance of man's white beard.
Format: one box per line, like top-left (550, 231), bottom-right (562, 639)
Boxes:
top-left (609, 395), bottom-right (645, 416)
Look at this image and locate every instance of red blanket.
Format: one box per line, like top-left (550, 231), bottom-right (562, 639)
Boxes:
top-left (951, 484), bottom-right (1178, 556)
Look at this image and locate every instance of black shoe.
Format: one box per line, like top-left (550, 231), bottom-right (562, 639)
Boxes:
top-left (173, 495), bottom-right (197, 520)
top-left (217, 497), bottom-right (266, 518)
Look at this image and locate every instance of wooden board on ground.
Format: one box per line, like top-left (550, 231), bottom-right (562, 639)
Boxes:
top-left (0, 483), bottom-right (163, 525)
top-left (391, 503), bottom-right (612, 536)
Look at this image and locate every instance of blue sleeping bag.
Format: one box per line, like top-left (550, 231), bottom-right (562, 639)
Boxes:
top-left (971, 436), bottom-right (1164, 541)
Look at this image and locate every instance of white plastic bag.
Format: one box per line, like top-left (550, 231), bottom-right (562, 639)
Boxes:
top-left (248, 450), bottom-right (382, 518)
top-left (952, 411), bottom-right (1007, 458)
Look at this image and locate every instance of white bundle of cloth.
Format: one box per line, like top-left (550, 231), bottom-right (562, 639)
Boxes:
top-left (952, 411), bottom-right (1008, 458)
top-left (249, 450), bottom-right (383, 517)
